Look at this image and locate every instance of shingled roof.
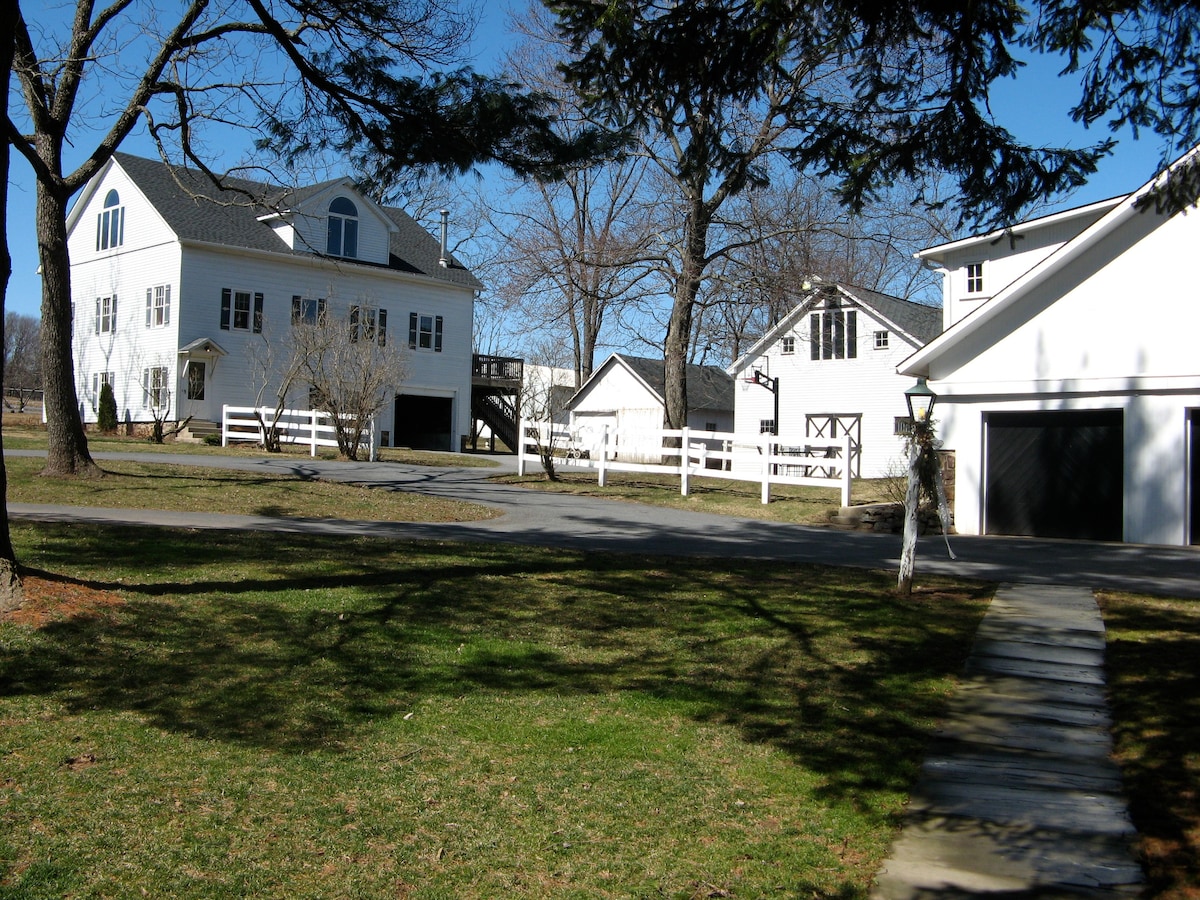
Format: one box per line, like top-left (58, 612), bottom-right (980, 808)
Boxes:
top-left (111, 152), bottom-right (481, 290)
top-left (590, 353), bottom-right (735, 412)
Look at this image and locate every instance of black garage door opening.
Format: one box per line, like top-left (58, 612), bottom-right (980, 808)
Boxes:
top-left (985, 409), bottom-right (1123, 541)
top-left (393, 394), bottom-right (453, 451)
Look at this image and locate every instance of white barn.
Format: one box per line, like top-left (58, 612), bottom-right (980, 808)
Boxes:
top-left (566, 353), bottom-right (734, 461)
top-left (903, 149), bottom-right (1200, 546)
top-left (67, 153), bottom-right (480, 451)
top-left (727, 281), bottom-right (942, 478)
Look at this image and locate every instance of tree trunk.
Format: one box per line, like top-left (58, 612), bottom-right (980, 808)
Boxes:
top-left (37, 181), bottom-right (100, 477)
top-left (0, 0), bottom-right (25, 612)
top-left (663, 202), bottom-right (711, 430)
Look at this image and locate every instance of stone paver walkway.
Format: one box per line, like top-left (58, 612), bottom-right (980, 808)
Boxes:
top-left (871, 583), bottom-right (1144, 899)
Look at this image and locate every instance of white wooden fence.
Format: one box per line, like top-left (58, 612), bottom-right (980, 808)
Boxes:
top-left (517, 420), bottom-right (854, 507)
top-left (222, 405), bottom-right (374, 458)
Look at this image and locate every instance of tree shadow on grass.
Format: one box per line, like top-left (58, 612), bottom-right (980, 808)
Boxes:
top-left (2, 522), bottom-right (992, 806)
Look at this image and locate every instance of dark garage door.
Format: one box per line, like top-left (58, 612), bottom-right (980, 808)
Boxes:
top-left (985, 410), bottom-right (1123, 541)
top-left (394, 394), bottom-right (453, 451)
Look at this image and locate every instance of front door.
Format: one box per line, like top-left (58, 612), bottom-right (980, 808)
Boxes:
top-left (180, 359), bottom-right (214, 422)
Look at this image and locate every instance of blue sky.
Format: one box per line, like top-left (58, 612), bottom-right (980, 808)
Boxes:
top-left (3, 6), bottom-right (1176, 321)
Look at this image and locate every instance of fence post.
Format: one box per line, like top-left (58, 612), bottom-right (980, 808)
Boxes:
top-left (221, 405), bottom-right (229, 447)
top-left (680, 427), bottom-right (690, 496)
top-left (840, 434), bottom-right (852, 507)
top-left (310, 411), bottom-right (318, 457)
top-left (517, 418), bottom-right (527, 476)
top-left (369, 415), bottom-right (377, 462)
top-left (761, 436), bottom-right (772, 505)
top-left (598, 424), bottom-right (609, 487)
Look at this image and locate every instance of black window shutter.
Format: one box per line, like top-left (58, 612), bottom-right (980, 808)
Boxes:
top-left (349, 305), bottom-right (360, 342)
top-left (253, 293), bottom-right (264, 333)
top-left (220, 288), bottom-right (231, 330)
top-left (378, 309), bottom-right (387, 346)
top-left (846, 311), bottom-right (857, 359)
top-left (291, 295), bottom-right (301, 325)
top-left (809, 314), bottom-right (820, 360)
top-left (408, 312), bottom-right (418, 349)
top-left (434, 316), bottom-right (443, 352)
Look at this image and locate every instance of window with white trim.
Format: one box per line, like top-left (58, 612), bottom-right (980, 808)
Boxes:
top-left (759, 419), bottom-right (776, 434)
top-left (350, 305), bottom-right (387, 345)
top-left (327, 197), bottom-right (359, 258)
top-left (291, 296), bottom-right (326, 326)
top-left (781, 336), bottom-right (795, 355)
top-left (809, 302), bottom-right (857, 361)
top-left (143, 366), bottom-right (169, 409)
top-left (219, 288), bottom-right (263, 333)
top-left (874, 330), bottom-right (889, 350)
top-left (96, 189), bottom-right (125, 251)
top-left (966, 262), bottom-right (984, 294)
top-left (408, 312), bottom-right (443, 352)
top-left (91, 371), bottom-right (115, 412)
top-left (96, 295), bottom-right (117, 334)
top-left (146, 285), bottom-right (171, 328)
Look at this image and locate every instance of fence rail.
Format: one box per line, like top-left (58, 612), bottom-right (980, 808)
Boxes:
top-left (517, 420), bottom-right (853, 507)
top-left (222, 405), bottom-right (374, 458)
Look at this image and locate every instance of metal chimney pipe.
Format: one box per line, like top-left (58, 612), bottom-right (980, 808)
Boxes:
top-left (438, 209), bottom-right (449, 268)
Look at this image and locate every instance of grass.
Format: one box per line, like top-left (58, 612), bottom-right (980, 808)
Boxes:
top-left (1098, 591), bottom-right (1200, 899)
top-left (3, 456), bottom-right (496, 523)
top-left (0, 523), bottom-right (992, 899)
top-left (496, 470), bottom-right (902, 526)
top-left (0, 419), bottom-right (502, 469)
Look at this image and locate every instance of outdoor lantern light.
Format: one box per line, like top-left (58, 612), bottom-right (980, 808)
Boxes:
top-left (905, 376), bottom-right (937, 425)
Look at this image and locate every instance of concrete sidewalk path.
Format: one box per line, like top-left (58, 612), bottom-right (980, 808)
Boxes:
top-left (871, 583), bottom-right (1144, 899)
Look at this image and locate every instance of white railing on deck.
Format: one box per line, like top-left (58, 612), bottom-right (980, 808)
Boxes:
top-left (517, 420), bottom-right (853, 507)
top-left (222, 405), bottom-right (374, 458)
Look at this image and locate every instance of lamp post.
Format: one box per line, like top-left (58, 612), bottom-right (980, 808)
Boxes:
top-left (898, 377), bottom-right (937, 596)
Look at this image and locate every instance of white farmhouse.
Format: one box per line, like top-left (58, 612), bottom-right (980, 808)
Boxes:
top-left (67, 152), bottom-right (480, 451)
top-left (567, 353), bottom-right (734, 461)
top-left (903, 149), bottom-right (1200, 546)
top-left (727, 281), bottom-right (942, 478)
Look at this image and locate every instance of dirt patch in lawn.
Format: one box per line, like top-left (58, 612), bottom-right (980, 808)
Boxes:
top-left (3, 574), bottom-right (125, 627)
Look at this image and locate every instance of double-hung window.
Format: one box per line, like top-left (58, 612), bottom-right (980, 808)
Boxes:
top-left (143, 366), bottom-right (169, 409)
top-left (220, 288), bottom-right (263, 333)
top-left (781, 336), bottom-right (795, 355)
top-left (291, 296), bottom-right (326, 326)
top-left (350, 305), bottom-right (387, 345)
top-left (146, 285), bottom-right (171, 327)
top-left (408, 312), bottom-right (443, 352)
top-left (91, 371), bottom-right (115, 412)
top-left (96, 295), bottom-right (117, 334)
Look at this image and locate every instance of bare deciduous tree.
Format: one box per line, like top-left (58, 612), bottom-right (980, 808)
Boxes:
top-left (291, 300), bottom-right (407, 461)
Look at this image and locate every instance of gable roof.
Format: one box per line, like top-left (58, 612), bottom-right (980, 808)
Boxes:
top-left (900, 145), bottom-right (1200, 378)
top-left (727, 280), bottom-right (942, 375)
top-left (570, 353), bottom-right (735, 413)
top-left (102, 153), bottom-right (482, 289)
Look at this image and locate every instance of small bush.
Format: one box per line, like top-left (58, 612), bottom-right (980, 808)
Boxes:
top-left (97, 383), bottom-right (118, 432)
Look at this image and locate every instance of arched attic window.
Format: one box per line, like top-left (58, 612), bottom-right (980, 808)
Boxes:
top-left (327, 197), bottom-right (359, 258)
top-left (96, 189), bottom-right (125, 251)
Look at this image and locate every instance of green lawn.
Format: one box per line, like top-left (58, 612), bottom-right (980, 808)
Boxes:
top-left (0, 524), bottom-right (992, 899)
top-left (3, 456), bottom-right (496, 523)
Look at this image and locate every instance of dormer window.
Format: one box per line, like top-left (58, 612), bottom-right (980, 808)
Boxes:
top-left (327, 197), bottom-right (359, 258)
top-left (96, 189), bottom-right (125, 251)
top-left (966, 262), bottom-right (984, 294)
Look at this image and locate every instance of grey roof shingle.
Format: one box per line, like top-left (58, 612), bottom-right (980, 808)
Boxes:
top-left (614, 354), bottom-right (735, 412)
top-left (112, 152), bottom-right (482, 289)
top-left (840, 283), bottom-right (942, 343)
